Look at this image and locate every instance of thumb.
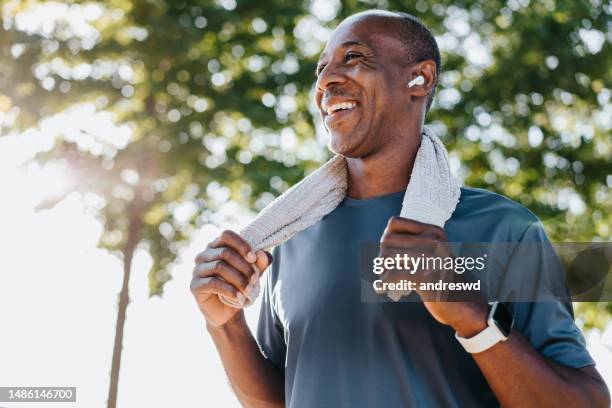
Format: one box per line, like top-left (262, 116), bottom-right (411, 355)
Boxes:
top-left (254, 250), bottom-right (273, 274)
top-left (244, 250), bottom-right (273, 303)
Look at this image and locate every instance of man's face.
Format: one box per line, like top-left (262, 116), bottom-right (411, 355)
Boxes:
top-left (314, 15), bottom-right (411, 157)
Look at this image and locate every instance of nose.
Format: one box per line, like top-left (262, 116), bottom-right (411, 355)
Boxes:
top-left (316, 64), bottom-right (348, 92)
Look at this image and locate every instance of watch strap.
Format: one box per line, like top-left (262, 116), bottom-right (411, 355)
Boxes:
top-left (455, 325), bottom-right (505, 354)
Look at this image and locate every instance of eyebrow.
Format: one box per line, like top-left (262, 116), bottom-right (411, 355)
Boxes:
top-left (340, 40), bottom-right (367, 48)
top-left (316, 40), bottom-right (371, 65)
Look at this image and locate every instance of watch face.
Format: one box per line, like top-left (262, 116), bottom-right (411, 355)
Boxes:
top-left (493, 303), bottom-right (514, 337)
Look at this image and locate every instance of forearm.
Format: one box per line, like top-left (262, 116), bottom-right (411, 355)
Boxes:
top-left (208, 312), bottom-right (285, 408)
top-left (454, 306), bottom-right (609, 407)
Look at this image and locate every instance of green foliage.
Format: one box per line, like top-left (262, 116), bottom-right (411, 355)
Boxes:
top-left (1, 1), bottom-right (609, 324)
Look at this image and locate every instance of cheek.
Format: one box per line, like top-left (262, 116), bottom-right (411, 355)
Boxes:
top-left (359, 76), bottom-right (391, 114)
top-left (376, 81), bottom-right (397, 104)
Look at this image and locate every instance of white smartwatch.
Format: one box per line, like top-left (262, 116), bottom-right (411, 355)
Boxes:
top-left (455, 302), bottom-right (514, 354)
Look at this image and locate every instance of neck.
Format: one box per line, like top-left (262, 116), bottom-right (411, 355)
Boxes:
top-left (345, 122), bottom-right (423, 200)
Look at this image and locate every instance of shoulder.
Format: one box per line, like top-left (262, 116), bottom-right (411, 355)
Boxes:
top-left (449, 187), bottom-right (546, 242)
top-left (457, 187), bottom-right (539, 222)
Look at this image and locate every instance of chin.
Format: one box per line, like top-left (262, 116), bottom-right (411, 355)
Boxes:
top-left (328, 130), bottom-right (367, 158)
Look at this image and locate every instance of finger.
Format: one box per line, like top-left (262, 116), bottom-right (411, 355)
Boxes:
top-left (208, 230), bottom-right (256, 263)
top-left (383, 216), bottom-right (426, 235)
top-left (247, 250), bottom-right (272, 286)
top-left (190, 276), bottom-right (244, 302)
top-left (384, 216), bottom-right (446, 240)
top-left (380, 234), bottom-right (440, 248)
top-left (194, 248), bottom-right (211, 265)
top-left (255, 250), bottom-right (273, 273)
top-left (380, 235), bottom-right (442, 259)
top-left (380, 269), bottom-right (408, 285)
top-left (194, 260), bottom-right (249, 293)
top-left (196, 247), bottom-right (255, 279)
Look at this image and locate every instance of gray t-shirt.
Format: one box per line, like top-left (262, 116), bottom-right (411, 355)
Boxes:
top-left (256, 187), bottom-right (593, 407)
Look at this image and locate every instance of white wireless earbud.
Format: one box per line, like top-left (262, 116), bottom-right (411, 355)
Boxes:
top-left (407, 75), bottom-right (425, 88)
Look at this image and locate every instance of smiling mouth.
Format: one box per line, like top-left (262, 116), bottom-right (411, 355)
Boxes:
top-left (325, 101), bottom-right (358, 116)
top-left (324, 100), bottom-right (360, 126)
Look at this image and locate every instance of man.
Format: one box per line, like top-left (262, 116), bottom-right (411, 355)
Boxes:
top-left (190, 10), bottom-right (610, 407)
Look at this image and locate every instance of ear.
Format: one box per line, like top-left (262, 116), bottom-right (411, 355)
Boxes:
top-left (406, 60), bottom-right (437, 98)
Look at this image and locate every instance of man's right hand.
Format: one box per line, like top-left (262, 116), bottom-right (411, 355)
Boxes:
top-left (190, 230), bottom-right (273, 328)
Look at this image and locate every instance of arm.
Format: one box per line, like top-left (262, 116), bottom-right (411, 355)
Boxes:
top-left (380, 217), bottom-right (610, 407)
top-left (451, 303), bottom-right (610, 408)
top-left (208, 312), bottom-right (285, 408)
top-left (190, 230), bottom-right (284, 407)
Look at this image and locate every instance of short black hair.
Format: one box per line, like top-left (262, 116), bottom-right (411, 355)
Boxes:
top-left (390, 11), bottom-right (441, 113)
top-left (346, 10), bottom-right (441, 113)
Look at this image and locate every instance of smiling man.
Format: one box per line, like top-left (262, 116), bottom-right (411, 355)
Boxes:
top-left (190, 10), bottom-right (609, 407)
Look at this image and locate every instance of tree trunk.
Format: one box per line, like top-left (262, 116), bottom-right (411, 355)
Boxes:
top-left (106, 196), bottom-right (144, 408)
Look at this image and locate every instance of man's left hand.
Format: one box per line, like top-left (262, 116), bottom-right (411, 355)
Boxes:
top-left (379, 216), bottom-right (488, 337)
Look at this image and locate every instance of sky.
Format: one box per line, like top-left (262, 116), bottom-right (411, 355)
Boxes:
top-left (0, 126), bottom-right (265, 407)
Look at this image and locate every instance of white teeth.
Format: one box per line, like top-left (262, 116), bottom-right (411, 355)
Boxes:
top-left (326, 101), bottom-right (356, 115)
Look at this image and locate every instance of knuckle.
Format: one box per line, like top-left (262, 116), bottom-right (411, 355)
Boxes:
top-left (219, 247), bottom-right (232, 261)
top-left (220, 229), bottom-right (234, 241)
top-left (190, 277), bottom-right (207, 293)
top-left (223, 284), bottom-right (236, 297)
top-left (212, 260), bottom-right (225, 273)
top-left (209, 278), bottom-right (220, 290)
top-left (239, 237), bottom-right (250, 251)
top-left (211, 278), bottom-right (232, 295)
top-left (195, 249), bottom-right (209, 264)
top-left (427, 230), bottom-right (444, 241)
top-left (204, 279), bottom-right (221, 294)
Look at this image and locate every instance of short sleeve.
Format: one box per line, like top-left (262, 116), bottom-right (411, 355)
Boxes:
top-left (508, 222), bottom-right (595, 368)
top-left (256, 246), bottom-right (287, 372)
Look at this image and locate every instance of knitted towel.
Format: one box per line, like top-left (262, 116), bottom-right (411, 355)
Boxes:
top-left (219, 125), bottom-right (462, 308)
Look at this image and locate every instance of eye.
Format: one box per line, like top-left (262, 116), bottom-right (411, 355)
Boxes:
top-left (315, 52), bottom-right (361, 76)
top-left (344, 52), bottom-right (361, 63)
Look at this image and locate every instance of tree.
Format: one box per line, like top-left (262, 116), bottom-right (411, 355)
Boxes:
top-left (1, 1), bottom-right (610, 406)
top-left (2, 1), bottom-right (319, 406)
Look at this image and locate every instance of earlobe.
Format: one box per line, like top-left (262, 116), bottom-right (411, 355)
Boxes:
top-left (407, 75), bottom-right (425, 88)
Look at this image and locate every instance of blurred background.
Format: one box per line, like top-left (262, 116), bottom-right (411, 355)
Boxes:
top-left (0, 0), bottom-right (610, 407)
